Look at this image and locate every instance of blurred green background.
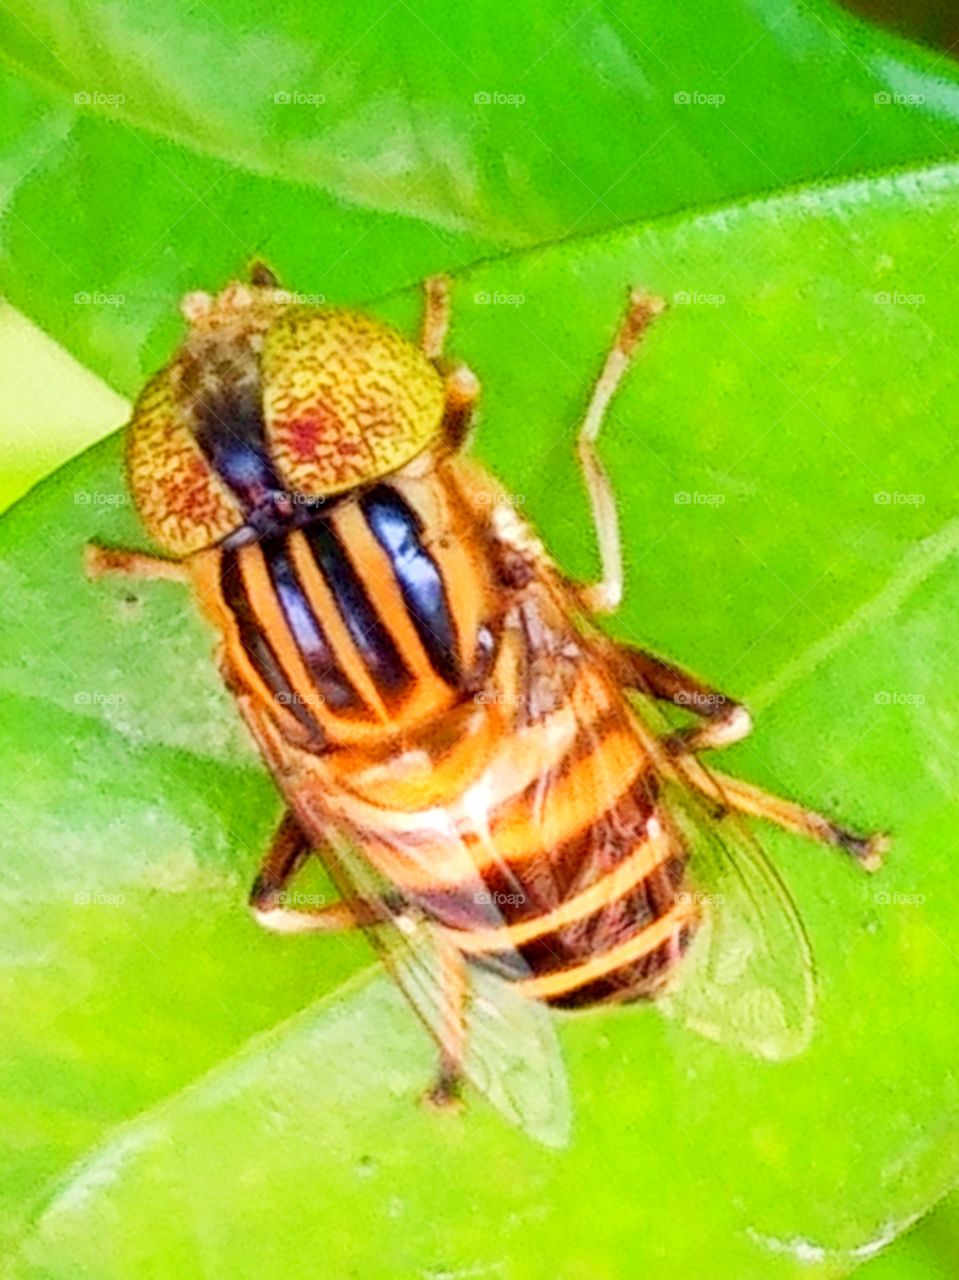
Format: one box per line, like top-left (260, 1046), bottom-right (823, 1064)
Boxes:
top-left (3, 0), bottom-right (959, 515)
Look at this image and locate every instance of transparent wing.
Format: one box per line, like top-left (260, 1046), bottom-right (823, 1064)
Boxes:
top-left (317, 821), bottom-right (572, 1148)
top-left (653, 746), bottom-right (816, 1061)
top-left (613, 685), bottom-right (816, 1061)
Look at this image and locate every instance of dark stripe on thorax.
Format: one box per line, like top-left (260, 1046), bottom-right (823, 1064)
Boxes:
top-left (261, 537), bottom-right (365, 712)
top-left (360, 484), bottom-right (460, 685)
top-left (304, 519), bottom-right (411, 695)
top-left (219, 547), bottom-right (324, 737)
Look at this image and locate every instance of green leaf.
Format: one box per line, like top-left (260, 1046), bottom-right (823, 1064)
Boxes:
top-left (3, 155), bottom-right (959, 1277)
top-left (854, 1192), bottom-right (959, 1279)
top-left (0, 303), bottom-right (127, 513)
top-left (4, 0), bottom-right (959, 392)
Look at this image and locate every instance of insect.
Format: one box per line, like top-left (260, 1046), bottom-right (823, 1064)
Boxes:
top-left (87, 267), bottom-right (886, 1145)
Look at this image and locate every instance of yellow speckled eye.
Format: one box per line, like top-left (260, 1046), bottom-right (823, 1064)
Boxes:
top-left (126, 372), bottom-right (245, 556)
top-left (261, 308), bottom-right (445, 498)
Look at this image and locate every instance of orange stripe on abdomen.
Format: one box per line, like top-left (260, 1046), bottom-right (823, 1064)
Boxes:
top-left (467, 717), bottom-right (649, 865)
top-left (448, 819), bottom-right (674, 952)
top-left (328, 709), bottom-right (645, 892)
top-left (511, 900), bottom-right (695, 1002)
top-left (321, 660), bottom-right (611, 818)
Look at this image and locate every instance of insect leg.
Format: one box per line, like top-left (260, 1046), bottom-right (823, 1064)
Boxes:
top-left (601, 638), bottom-right (752, 754)
top-left (249, 809), bottom-right (385, 933)
top-left (574, 289), bottom-right (666, 616)
top-left (670, 759), bottom-right (887, 871)
top-left (421, 274), bottom-right (452, 359)
top-left (423, 938), bottom-right (467, 1110)
top-left (603, 640), bottom-right (885, 868)
top-left (439, 363), bottom-right (480, 453)
top-left (84, 542), bottom-right (189, 584)
top-left (419, 274), bottom-right (480, 451)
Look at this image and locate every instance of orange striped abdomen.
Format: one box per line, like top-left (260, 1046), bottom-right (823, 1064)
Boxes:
top-left (322, 603), bottom-right (699, 1010)
top-left (442, 709), bottom-right (696, 1009)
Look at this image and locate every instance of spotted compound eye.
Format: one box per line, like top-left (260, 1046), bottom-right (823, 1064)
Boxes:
top-left (261, 308), bottom-right (446, 499)
top-left (126, 371), bottom-right (246, 557)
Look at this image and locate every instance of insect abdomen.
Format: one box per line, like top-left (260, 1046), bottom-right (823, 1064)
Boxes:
top-left (397, 687), bottom-right (699, 1010)
top-left (509, 840), bottom-right (694, 1009)
top-left (460, 737), bottom-right (696, 1009)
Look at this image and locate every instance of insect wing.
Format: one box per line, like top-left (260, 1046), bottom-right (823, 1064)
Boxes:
top-left (654, 752), bottom-right (816, 1060)
top-left (319, 822), bottom-right (572, 1148)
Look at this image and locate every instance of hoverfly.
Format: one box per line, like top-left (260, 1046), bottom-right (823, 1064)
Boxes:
top-left (87, 267), bottom-right (886, 1145)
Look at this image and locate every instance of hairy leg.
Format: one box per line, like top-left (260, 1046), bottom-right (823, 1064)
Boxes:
top-left (574, 290), bottom-right (666, 615)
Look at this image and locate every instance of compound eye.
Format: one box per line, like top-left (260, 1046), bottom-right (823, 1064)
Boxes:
top-left (126, 372), bottom-right (245, 556)
top-left (260, 308), bottom-right (445, 498)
